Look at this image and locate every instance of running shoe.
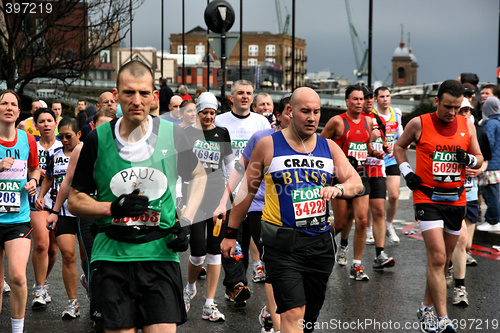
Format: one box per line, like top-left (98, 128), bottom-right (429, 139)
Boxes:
top-left (349, 264), bottom-right (369, 281)
top-left (387, 223), bottom-right (400, 243)
top-left (3, 279), bottom-right (10, 293)
top-left (197, 266), bottom-right (207, 279)
top-left (224, 282), bottom-right (250, 307)
top-left (336, 245), bottom-right (348, 266)
top-left (445, 266), bottom-right (453, 288)
top-left (466, 252), bottom-right (478, 266)
top-left (436, 316), bottom-right (456, 333)
top-left (259, 305), bottom-right (273, 332)
top-left (62, 299), bottom-right (80, 319)
top-left (452, 286), bottom-right (469, 306)
top-left (253, 265), bottom-right (266, 283)
top-left (44, 281), bottom-right (51, 303)
top-left (202, 303), bottom-right (225, 322)
top-left (183, 287), bottom-right (196, 313)
top-left (373, 251), bottom-right (396, 269)
top-left (365, 229), bottom-right (375, 245)
top-left (80, 274), bottom-right (89, 301)
top-left (417, 307), bottom-right (437, 333)
top-left (476, 222), bottom-right (500, 232)
top-left (32, 286), bottom-right (47, 310)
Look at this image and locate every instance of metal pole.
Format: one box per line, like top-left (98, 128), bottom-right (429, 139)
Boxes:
top-left (239, 0), bottom-right (243, 79)
top-left (221, 26), bottom-right (227, 113)
top-left (182, 0), bottom-right (185, 85)
top-left (291, 0), bottom-right (295, 91)
top-left (161, 0), bottom-right (164, 77)
top-left (206, 0), bottom-right (210, 91)
top-left (368, 0), bottom-right (373, 87)
top-left (129, 0), bottom-right (132, 61)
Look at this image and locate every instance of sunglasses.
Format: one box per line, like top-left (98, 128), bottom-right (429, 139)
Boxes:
top-left (57, 134), bottom-right (74, 140)
top-left (102, 100), bottom-right (116, 104)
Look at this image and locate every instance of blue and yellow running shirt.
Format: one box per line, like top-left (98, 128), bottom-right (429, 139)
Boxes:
top-left (261, 131), bottom-right (335, 236)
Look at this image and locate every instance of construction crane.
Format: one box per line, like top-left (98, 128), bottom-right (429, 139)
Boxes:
top-left (275, 0), bottom-right (290, 35)
top-left (345, 0), bottom-right (369, 79)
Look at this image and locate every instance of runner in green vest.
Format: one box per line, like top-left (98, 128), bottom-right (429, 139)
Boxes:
top-left (68, 60), bottom-right (206, 332)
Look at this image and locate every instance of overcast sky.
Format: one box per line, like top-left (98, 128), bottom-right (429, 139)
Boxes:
top-left (127, 0), bottom-right (499, 86)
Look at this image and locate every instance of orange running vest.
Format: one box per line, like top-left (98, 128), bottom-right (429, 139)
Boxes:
top-left (414, 113), bottom-right (470, 205)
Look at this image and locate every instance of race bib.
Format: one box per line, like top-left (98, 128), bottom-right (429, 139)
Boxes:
top-left (112, 209), bottom-right (161, 227)
top-left (386, 134), bottom-right (395, 158)
top-left (432, 151), bottom-right (460, 182)
top-left (0, 180), bottom-right (21, 213)
top-left (372, 136), bottom-right (383, 152)
top-left (291, 186), bottom-right (327, 227)
top-left (193, 140), bottom-right (221, 169)
top-left (231, 139), bottom-right (248, 159)
top-left (347, 142), bottom-right (367, 166)
top-left (464, 175), bottom-right (473, 191)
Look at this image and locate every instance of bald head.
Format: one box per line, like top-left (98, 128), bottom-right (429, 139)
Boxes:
top-left (169, 95), bottom-right (183, 119)
top-left (97, 91), bottom-right (117, 113)
top-left (290, 87), bottom-right (320, 109)
top-left (31, 101), bottom-right (43, 115)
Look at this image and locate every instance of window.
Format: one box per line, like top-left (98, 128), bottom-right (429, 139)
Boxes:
top-left (186, 68), bottom-right (192, 76)
top-left (177, 45), bottom-right (187, 54)
top-left (248, 45), bottom-right (259, 57)
top-left (195, 44), bottom-right (205, 56)
top-left (265, 58), bottom-right (275, 64)
top-left (197, 68), bottom-right (203, 76)
top-left (100, 50), bottom-right (110, 63)
top-left (248, 58), bottom-right (258, 66)
top-left (265, 45), bottom-right (275, 56)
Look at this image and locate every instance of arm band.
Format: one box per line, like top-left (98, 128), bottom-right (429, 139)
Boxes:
top-left (234, 161), bottom-right (245, 174)
top-left (467, 154), bottom-right (478, 168)
top-left (224, 226), bottom-right (239, 239)
top-left (399, 162), bottom-right (414, 177)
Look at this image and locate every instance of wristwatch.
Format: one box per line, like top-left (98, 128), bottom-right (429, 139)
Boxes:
top-left (333, 184), bottom-right (344, 197)
top-left (29, 178), bottom-right (39, 187)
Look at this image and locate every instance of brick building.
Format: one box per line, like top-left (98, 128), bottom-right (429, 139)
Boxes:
top-left (170, 26), bottom-right (306, 90)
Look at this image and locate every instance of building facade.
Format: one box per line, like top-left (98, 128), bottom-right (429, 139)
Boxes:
top-left (392, 30), bottom-right (418, 86)
top-left (170, 26), bottom-right (306, 90)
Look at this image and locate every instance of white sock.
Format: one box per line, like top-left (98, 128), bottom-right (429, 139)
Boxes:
top-left (11, 318), bottom-right (24, 333)
top-left (186, 282), bottom-right (196, 294)
top-left (205, 298), bottom-right (214, 307)
top-left (420, 302), bottom-right (433, 311)
top-left (353, 259), bottom-right (362, 266)
top-left (253, 260), bottom-right (262, 269)
top-left (366, 226), bottom-right (373, 232)
top-left (386, 221), bottom-right (393, 228)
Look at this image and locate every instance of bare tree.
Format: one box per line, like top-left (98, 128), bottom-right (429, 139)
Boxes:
top-left (0, 0), bottom-right (143, 95)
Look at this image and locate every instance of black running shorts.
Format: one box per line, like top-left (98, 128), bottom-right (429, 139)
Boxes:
top-left (369, 177), bottom-right (387, 199)
top-left (414, 203), bottom-right (466, 232)
top-left (0, 222), bottom-right (32, 247)
top-left (263, 233), bottom-right (335, 315)
top-left (385, 164), bottom-right (400, 176)
top-left (54, 216), bottom-right (78, 237)
top-left (89, 260), bottom-right (187, 329)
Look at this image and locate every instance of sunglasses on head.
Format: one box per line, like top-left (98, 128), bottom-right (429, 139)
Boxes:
top-left (57, 134), bottom-right (74, 140)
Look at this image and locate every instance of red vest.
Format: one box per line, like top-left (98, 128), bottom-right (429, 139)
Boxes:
top-left (333, 113), bottom-right (370, 170)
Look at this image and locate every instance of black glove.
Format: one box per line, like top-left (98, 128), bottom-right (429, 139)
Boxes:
top-left (347, 155), bottom-right (358, 169)
top-left (167, 216), bottom-right (191, 252)
top-left (404, 172), bottom-right (422, 191)
top-left (456, 148), bottom-right (470, 165)
top-left (110, 189), bottom-right (149, 219)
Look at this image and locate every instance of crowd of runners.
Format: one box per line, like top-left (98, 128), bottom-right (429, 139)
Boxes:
top-left (0, 61), bottom-right (499, 333)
